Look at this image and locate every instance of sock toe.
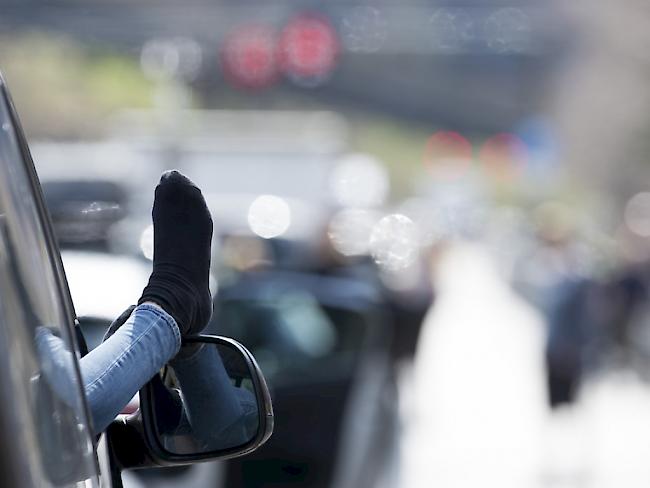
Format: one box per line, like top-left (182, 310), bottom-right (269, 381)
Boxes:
top-left (159, 169), bottom-right (197, 187)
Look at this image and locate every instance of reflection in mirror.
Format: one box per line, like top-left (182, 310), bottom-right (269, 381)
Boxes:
top-left (151, 341), bottom-right (260, 455)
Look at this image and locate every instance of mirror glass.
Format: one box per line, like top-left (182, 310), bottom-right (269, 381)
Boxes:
top-left (150, 341), bottom-right (260, 455)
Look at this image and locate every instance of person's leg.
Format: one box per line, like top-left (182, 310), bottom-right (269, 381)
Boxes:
top-left (81, 170), bottom-right (213, 434)
top-left (35, 326), bottom-right (86, 414)
top-left (34, 302), bottom-right (180, 434)
top-left (171, 345), bottom-right (257, 449)
top-left (81, 303), bottom-right (181, 433)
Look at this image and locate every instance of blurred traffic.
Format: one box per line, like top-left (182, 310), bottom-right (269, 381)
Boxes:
top-left (4, 1), bottom-right (650, 487)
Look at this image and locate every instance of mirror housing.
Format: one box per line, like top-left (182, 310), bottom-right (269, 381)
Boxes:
top-left (112, 335), bottom-right (273, 469)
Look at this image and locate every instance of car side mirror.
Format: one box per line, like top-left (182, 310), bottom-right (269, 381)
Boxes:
top-left (133, 335), bottom-right (273, 466)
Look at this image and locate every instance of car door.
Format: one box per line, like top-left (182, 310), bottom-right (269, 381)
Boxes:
top-left (0, 75), bottom-right (107, 487)
top-left (211, 270), bottom-right (393, 488)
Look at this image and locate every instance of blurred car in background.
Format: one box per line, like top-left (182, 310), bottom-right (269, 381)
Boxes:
top-left (209, 267), bottom-right (394, 488)
top-left (40, 178), bottom-right (152, 346)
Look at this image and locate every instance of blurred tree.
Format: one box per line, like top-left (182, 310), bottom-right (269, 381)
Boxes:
top-left (0, 32), bottom-right (154, 138)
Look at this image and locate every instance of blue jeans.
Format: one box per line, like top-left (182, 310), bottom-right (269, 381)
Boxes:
top-left (37, 304), bottom-right (180, 433)
top-left (83, 303), bottom-right (181, 432)
top-left (171, 342), bottom-right (258, 449)
top-left (37, 303), bottom-right (257, 439)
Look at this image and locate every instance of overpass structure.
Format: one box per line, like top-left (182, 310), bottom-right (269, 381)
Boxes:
top-left (0, 0), bottom-right (569, 132)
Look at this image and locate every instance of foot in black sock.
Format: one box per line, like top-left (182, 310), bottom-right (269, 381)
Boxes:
top-left (138, 170), bottom-right (213, 336)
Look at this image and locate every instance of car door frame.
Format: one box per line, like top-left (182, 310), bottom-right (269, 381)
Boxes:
top-left (0, 75), bottom-right (112, 486)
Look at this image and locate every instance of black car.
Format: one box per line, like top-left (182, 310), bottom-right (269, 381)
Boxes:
top-left (208, 269), bottom-right (398, 488)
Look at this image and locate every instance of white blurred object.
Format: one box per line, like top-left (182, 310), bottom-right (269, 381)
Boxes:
top-left (62, 251), bottom-right (151, 320)
top-left (579, 372), bottom-right (650, 488)
top-left (399, 243), bottom-right (547, 488)
top-left (247, 195), bottom-right (292, 239)
top-left (369, 214), bottom-right (419, 271)
top-left (328, 208), bottom-right (379, 256)
top-left (624, 192), bottom-right (650, 237)
top-left (139, 225), bottom-right (154, 261)
top-left (330, 153), bottom-right (389, 208)
top-left (540, 372), bottom-right (650, 488)
top-left (204, 193), bottom-right (323, 242)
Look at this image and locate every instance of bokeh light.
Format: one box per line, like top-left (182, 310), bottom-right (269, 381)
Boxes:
top-left (328, 208), bottom-right (379, 257)
top-left (341, 6), bottom-right (387, 53)
top-left (516, 117), bottom-right (559, 179)
top-left (221, 24), bottom-right (278, 90)
top-left (221, 235), bottom-right (271, 271)
top-left (479, 132), bottom-right (528, 179)
top-left (484, 8), bottom-right (531, 53)
top-left (369, 214), bottom-right (420, 271)
top-left (139, 224), bottom-right (154, 261)
top-left (329, 153), bottom-right (389, 208)
top-left (429, 8), bottom-right (474, 54)
top-left (279, 13), bottom-right (339, 87)
top-left (624, 192), bottom-right (650, 238)
top-left (247, 195), bottom-right (292, 239)
top-left (424, 131), bottom-right (473, 178)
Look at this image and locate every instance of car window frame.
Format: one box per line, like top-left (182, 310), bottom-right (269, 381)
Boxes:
top-left (0, 74), bottom-right (107, 486)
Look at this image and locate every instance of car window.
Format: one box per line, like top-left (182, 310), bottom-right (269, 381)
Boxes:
top-left (0, 83), bottom-right (100, 487)
top-left (215, 295), bottom-right (370, 385)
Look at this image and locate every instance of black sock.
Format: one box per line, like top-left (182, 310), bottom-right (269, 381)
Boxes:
top-left (138, 170), bottom-right (213, 335)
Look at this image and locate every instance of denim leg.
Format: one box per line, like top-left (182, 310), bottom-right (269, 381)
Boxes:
top-left (35, 326), bottom-right (85, 414)
top-left (81, 303), bottom-right (181, 434)
top-left (172, 344), bottom-right (257, 449)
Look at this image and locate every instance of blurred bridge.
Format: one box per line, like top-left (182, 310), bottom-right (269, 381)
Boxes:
top-left (0, 0), bottom-right (570, 132)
